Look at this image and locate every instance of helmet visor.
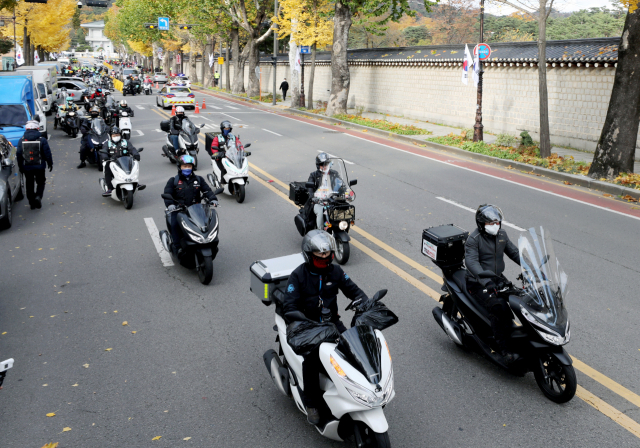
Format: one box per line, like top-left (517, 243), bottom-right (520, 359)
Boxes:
top-left (302, 231), bottom-right (337, 255)
top-left (477, 205), bottom-right (504, 223)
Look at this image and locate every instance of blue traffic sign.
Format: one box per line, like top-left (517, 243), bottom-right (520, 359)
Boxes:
top-left (474, 43), bottom-right (492, 61)
top-left (300, 46), bottom-right (311, 54)
top-left (158, 17), bottom-right (170, 31)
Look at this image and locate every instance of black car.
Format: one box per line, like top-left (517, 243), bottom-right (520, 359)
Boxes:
top-left (0, 134), bottom-right (25, 229)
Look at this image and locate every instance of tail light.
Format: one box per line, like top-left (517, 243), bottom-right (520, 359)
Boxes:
top-left (188, 94), bottom-right (195, 98)
top-left (165, 94), bottom-right (175, 98)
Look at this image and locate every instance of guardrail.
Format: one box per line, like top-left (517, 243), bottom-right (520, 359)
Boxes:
top-left (112, 77), bottom-right (123, 92)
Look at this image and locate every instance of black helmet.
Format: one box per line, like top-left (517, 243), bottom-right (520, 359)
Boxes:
top-left (301, 230), bottom-right (336, 271)
top-left (316, 152), bottom-right (330, 170)
top-left (110, 126), bottom-right (121, 135)
top-left (220, 120), bottom-right (232, 133)
top-left (475, 204), bottom-right (503, 233)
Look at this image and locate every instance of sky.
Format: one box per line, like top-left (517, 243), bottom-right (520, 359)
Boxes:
top-left (486, 0), bottom-right (615, 15)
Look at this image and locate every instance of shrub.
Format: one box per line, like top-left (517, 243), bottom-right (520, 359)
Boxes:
top-left (495, 133), bottom-right (519, 147)
top-left (462, 128), bottom-right (474, 141)
top-left (520, 130), bottom-right (534, 146)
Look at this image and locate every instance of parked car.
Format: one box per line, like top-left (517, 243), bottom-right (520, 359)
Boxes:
top-left (57, 80), bottom-right (89, 104)
top-left (0, 134), bottom-right (24, 229)
top-left (154, 72), bottom-right (168, 83)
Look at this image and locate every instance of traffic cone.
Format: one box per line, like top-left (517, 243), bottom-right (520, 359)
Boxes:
top-left (171, 104), bottom-right (176, 116)
top-left (155, 82), bottom-right (159, 89)
top-left (195, 102), bottom-right (200, 114)
top-left (202, 98), bottom-right (207, 109)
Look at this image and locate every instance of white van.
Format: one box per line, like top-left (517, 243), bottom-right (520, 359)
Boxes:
top-left (16, 65), bottom-right (59, 115)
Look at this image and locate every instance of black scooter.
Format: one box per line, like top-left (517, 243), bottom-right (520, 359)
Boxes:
top-left (159, 190), bottom-right (224, 285)
top-left (161, 119), bottom-right (205, 169)
top-left (62, 110), bottom-right (80, 138)
top-left (87, 118), bottom-right (110, 169)
top-left (427, 225), bottom-right (576, 403)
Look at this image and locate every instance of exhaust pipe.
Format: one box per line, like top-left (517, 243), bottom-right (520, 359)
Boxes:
top-left (263, 349), bottom-right (291, 397)
top-left (433, 307), bottom-right (464, 346)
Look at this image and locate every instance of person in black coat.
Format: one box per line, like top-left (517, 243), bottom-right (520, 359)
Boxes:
top-left (283, 230), bottom-right (366, 424)
top-left (465, 204), bottom-right (521, 363)
top-left (168, 106), bottom-right (187, 151)
top-left (303, 152), bottom-right (345, 230)
top-left (279, 78), bottom-right (289, 100)
top-left (16, 121), bottom-right (53, 210)
top-left (102, 127), bottom-right (143, 196)
top-left (163, 154), bottom-right (217, 256)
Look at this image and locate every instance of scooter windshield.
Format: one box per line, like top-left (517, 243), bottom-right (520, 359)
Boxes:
top-left (316, 158), bottom-right (355, 202)
top-left (225, 140), bottom-right (244, 168)
top-left (116, 156), bottom-right (133, 175)
top-left (180, 120), bottom-right (198, 145)
top-left (337, 325), bottom-right (382, 385)
top-left (518, 227), bottom-right (569, 332)
top-left (92, 119), bottom-right (108, 136)
top-left (186, 204), bottom-right (209, 231)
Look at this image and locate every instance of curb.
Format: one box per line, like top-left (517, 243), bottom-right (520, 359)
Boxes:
top-left (193, 87), bottom-right (640, 201)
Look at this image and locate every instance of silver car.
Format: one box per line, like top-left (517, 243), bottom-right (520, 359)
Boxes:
top-left (154, 72), bottom-right (168, 83)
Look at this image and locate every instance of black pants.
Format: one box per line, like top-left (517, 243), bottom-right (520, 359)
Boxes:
top-left (169, 213), bottom-right (182, 252)
top-left (302, 319), bottom-right (347, 408)
top-left (282, 89), bottom-right (288, 100)
top-left (24, 169), bottom-right (46, 204)
top-left (104, 161), bottom-right (114, 190)
top-left (468, 282), bottom-right (512, 352)
top-left (79, 135), bottom-right (94, 162)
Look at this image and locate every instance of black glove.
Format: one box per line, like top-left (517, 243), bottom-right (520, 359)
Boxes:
top-left (48, 163), bottom-right (53, 172)
top-left (484, 281), bottom-right (498, 295)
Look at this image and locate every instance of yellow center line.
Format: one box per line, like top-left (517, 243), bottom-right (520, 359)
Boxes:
top-left (576, 385), bottom-right (640, 438)
top-left (246, 163), bottom-right (640, 422)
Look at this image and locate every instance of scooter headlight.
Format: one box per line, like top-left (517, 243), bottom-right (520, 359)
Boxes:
top-left (339, 221), bottom-right (348, 230)
top-left (520, 304), bottom-right (570, 346)
top-left (180, 220), bottom-right (206, 243)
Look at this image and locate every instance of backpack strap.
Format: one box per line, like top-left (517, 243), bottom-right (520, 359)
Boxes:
top-left (174, 174), bottom-right (181, 188)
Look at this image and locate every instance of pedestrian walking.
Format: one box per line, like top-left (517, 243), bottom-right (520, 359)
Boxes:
top-left (279, 78), bottom-right (289, 101)
top-left (16, 121), bottom-right (53, 210)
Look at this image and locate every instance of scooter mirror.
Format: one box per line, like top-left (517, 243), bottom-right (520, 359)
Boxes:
top-left (138, 147), bottom-right (144, 152)
top-left (372, 289), bottom-right (388, 302)
top-left (305, 181), bottom-right (315, 189)
top-left (244, 143), bottom-right (251, 148)
top-left (199, 123), bottom-right (205, 128)
top-left (161, 193), bottom-right (174, 200)
top-left (349, 179), bottom-right (357, 186)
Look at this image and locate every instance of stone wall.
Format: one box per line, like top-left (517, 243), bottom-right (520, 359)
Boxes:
top-left (184, 59), bottom-right (629, 153)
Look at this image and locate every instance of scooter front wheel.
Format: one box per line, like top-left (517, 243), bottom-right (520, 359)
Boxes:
top-left (123, 190), bottom-right (134, 209)
top-left (353, 422), bottom-right (391, 448)
top-left (196, 253), bottom-right (213, 285)
top-left (335, 240), bottom-right (350, 265)
top-left (234, 184), bottom-right (245, 203)
top-left (533, 354), bottom-right (577, 404)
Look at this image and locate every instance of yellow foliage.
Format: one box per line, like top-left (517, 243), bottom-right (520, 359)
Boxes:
top-left (272, 0), bottom-right (333, 48)
top-left (1, 0), bottom-right (76, 52)
top-left (161, 38), bottom-right (182, 52)
top-left (621, 1), bottom-right (639, 13)
top-left (127, 40), bottom-right (153, 56)
top-left (497, 29), bottom-right (535, 42)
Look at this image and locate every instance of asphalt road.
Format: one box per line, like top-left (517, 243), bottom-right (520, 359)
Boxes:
top-left (1, 74), bottom-right (639, 447)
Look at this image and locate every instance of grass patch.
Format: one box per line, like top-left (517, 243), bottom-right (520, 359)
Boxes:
top-left (427, 133), bottom-right (590, 176)
top-left (333, 114), bottom-right (432, 135)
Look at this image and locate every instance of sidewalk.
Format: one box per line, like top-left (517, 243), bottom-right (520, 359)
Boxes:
top-left (352, 110), bottom-right (640, 173)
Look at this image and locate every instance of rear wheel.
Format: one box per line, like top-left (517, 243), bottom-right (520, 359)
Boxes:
top-left (196, 252), bottom-right (213, 285)
top-left (533, 354), bottom-right (577, 403)
top-left (123, 190), bottom-right (134, 209)
top-left (0, 194), bottom-right (13, 229)
top-left (353, 422), bottom-right (391, 448)
top-left (234, 184), bottom-right (245, 203)
top-left (335, 239), bottom-right (350, 265)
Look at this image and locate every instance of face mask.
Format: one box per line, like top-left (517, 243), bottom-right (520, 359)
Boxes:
top-left (112, 136), bottom-right (121, 143)
top-left (181, 169), bottom-right (192, 176)
top-left (223, 129), bottom-right (230, 136)
top-left (311, 254), bottom-right (332, 269)
top-left (485, 223), bottom-right (500, 236)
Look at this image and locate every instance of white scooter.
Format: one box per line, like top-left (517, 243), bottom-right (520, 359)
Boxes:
top-left (207, 139), bottom-right (252, 203)
top-left (143, 83), bottom-right (152, 95)
top-left (98, 148), bottom-right (146, 209)
top-left (119, 111), bottom-right (132, 140)
top-left (251, 254), bottom-right (397, 446)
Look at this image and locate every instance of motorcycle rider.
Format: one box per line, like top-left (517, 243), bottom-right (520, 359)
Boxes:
top-left (163, 154), bottom-right (218, 257)
top-left (77, 106), bottom-right (102, 169)
top-left (115, 99), bottom-right (134, 127)
top-left (55, 96), bottom-right (80, 129)
top-left (90, 87), bottom-right (104, 101)
top-left (465, 204), bottom-right (521, 364)
top-left (283, 230), bottom-right (366, 425)
top-left (304, 153), bottom-right (345, 231)
top-left (208, 120), bottom-right (245, 182)
top-left (102, 126), bottom-right (144, 197)
top-left (168, 106), bottom-right (187, 153)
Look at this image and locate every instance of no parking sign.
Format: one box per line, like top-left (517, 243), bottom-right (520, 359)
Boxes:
top-left (474, 43), bottom-right (492, 61)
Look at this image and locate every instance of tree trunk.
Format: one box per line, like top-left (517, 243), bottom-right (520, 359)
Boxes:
top-left (153, 43), bottom-right (160, 71)
top-left (225, 38), bottom-right (231, 91)
top-left (246, 37), bottom-right (260, 98)
top-left (537, 0), bottom-right (552, 158)
top-left (205, 36), bottom-right (216, 88)
top-left (23, 25), bottom-right (29, 66)
top-left (289, 41), bottom-right (300, 106)
top-left (200, 39), bottom-right (206, 86)
top-left (308, 43), bottom-right (317, 109)
top-left (326, 1), bottom-right (352, 116)
top-left (162, 50), bottom-right (170, 74)
top-left (231, 25), bottom-right (243, 93)
top-left (589, 10), bottom-right (640, 178)
top-left (189, 39), bottom-right (198, 83)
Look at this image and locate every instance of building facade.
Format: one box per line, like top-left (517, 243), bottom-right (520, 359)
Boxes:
top-left (79, 20), bottom-right (113, 54)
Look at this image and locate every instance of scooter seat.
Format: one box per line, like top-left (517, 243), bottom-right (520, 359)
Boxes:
top-left (446, 269), bottom-right (492, 323)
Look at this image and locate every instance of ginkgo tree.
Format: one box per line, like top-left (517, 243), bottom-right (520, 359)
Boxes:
top-left (273, 0), bottom-right (333, 108)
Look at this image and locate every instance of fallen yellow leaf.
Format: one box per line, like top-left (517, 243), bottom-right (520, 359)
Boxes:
top-left (72, 383), bottom-right (78, 387)
top-left (43, 384), bottom-right (48, 387)
top-left (46, 412), bottom-right (56, 417)
top-left (41, 443), bottom-right (59, 448)
top-left (50, 315), bottom-right (56, 318)
top-left (83, 363), bottom-right (89, 368)
top-left (105, 348), bottom-right (112, 351)
top-left (183, 437), bottom-right (192, 441)
top-left (152, 436), bottom-right (162, 441)
top-left (122, 321), bottom-right (128, 326)
top-left (113, 310), bottom-right (118, 313)
top-left (131, 331), bottom-right (137, 334)
top-left (62, 427), bottom-right (71, 432)
top-left (1, 332), bottom-right (6, 335)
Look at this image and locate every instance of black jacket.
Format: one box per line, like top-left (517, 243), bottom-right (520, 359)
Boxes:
top-left (283, 263), bottom-right (365, 324)
top-left (169, 116), bottom-right (186, 135)
top-left (163, 172), bottom-right (216, 207)
top-left (465, 228), bottom-right (520, 286)
top-left (105, 139), bottom-right (140, 161)
top-left (16, 130), bottom-right (52, 172)
top-left (279, 81), bottom-right (289, 91)
top-left (306, 169), bottom-right (344, 196)
top-left (80, 116), bottom-right (101, 135)
top-left (117, 105), bottom-right (134, 117)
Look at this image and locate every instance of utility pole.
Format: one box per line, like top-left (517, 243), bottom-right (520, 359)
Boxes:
top-left (272, 0), bottom-right (278, 105)
top-left (473, 0), bottom-right (485, 142)
top-left (12, 7), bottom-right (16, 70)
top-left (219, 39), bottom-right (223, 88)
top-left (300, 52), bottom-right (305, 108)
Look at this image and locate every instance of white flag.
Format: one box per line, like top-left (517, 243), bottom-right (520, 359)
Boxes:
top-left (462, 44), bottom-right (473, 85)
top-left (473, 51), bottom-right (480, 87)
top-left (292, 45), bottom-right (301, 73)
top-left (16, 44), bottom-right (24, 65)
top-left (208, 53), bottom-right (214, 68)
top-left (34, 50), bottom-right (40, 64)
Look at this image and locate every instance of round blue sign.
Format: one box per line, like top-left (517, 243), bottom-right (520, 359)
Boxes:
top-left (474, 43), bottom-right (492, 61)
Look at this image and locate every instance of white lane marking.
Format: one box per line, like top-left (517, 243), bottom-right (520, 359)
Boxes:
top-left (199, 115), bottom-right (212, 121)
top-left (136, 130), bottom-right (144, 136)
top-left (221, 113), bottom-right (240, 121)
top-left (226, 105), bottom-right (239, 110)
top-left (436, 197), bottom-right (526, 231)
top-left (317, 150), bottom-right (354, 165)
top-left (206, 105), bottom-right (222, 109)
top-left (135, 105), bottom-right (145, 110)
top-left (144, 218), bottom-right (174, 267)
top-left (262, 128), bottom-right (282, 136)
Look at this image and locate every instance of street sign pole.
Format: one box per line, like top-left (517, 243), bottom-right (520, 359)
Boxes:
top-left (473, 0), bottom-right (485, 142)
top-left (300, 52), bottom-right (305, 108)
top-left (272, 0), bottom-right (278, 105)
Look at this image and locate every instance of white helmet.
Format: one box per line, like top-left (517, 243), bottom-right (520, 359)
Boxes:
top-left (120, 99), bottom-right (127, 107)
top-left (176, 106), bottom-right (185, 113)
